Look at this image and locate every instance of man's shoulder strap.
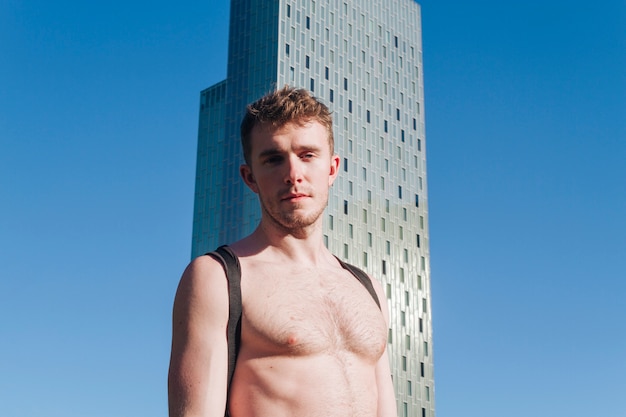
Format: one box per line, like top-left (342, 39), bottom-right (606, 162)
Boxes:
top-left (334, 257), bottom-right (381, 309)
top-left (205, 244), bottom-right (241, 414)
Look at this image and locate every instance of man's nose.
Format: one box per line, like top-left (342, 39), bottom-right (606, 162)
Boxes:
top-left (285, 157), bottom-right (303, 184)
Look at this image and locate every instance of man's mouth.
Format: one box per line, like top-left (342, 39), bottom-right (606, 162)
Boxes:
top-left (281, 192), bottom-right (309, 201)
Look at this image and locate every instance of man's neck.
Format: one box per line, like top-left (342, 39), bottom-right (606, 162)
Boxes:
top-left (233, 220), bottom-right (333, 267)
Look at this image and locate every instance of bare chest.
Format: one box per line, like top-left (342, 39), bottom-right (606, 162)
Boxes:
top-left (239, 262), bottom-right (387, 362)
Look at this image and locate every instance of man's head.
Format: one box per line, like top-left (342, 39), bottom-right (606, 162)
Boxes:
top-left (240, 86), bottom-right (334, 166)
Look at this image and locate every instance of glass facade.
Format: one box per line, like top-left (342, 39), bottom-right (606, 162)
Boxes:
top-left (192, 1), bottom-right (434, 415)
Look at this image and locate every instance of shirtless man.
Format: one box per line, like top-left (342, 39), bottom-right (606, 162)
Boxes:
top-left (168, 87), bottom-right (397, 417)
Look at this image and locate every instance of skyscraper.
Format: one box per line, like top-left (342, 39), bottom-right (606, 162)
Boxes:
top-left (191, 1), bottom-right (433, 415)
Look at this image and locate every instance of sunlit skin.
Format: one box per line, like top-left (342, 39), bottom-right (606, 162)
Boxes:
top-left (168, 120), bottom-right (397, 417)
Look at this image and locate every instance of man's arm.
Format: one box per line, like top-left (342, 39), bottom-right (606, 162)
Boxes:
top-left (371, 277), bottom-right (398, 417)
top-left (168, 256), bottom-right (230, 417)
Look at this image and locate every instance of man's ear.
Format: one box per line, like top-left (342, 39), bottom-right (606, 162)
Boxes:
top-left (328, 154), bottom-right (340, 186)
top-left (240, 164), bottom-right (259, 193)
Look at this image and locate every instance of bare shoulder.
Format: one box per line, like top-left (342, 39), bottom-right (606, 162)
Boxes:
top-left (173, 254), bottom-right (229, 321)
top-left (168, 255), bottom-right (231, 416)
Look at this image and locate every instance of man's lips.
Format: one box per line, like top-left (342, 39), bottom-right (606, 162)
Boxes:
top-left (281, 193), bottom-right (309, 201)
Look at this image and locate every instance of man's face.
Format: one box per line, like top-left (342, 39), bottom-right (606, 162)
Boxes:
top-left (240, 120), bottom-right (340, 232)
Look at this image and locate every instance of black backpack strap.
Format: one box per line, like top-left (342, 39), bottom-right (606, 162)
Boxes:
top-left (335, 257), bottom-right (381, 309)
top-left (205, 245), bottom-right (241, 417)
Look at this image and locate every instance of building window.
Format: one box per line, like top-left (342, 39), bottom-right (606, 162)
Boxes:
top-left (286, 4), bottom-right (291, 17)
top-left (325, 66), bottom-right (329, 80)
top-left (367, 110), bottom-right (371, 123)
top-left (416, 234), bottom-right (421, 248)
top-left (384, 120), bottom-right (388, 132)
top-left (406, 335), bottom-right (411, 350)
top-left (422, 298), bottom-right (427, 313)
top-left (413, 118), bottom-right (417, 130)
top-left (396, 108), bottom-right (400, 120)
top-left (344, 77), bottom-right (348, 90)
top-left (305, 55), bottom-right (310, 68)
top-left (329, 89), bottom-right (334, 102)
top-left (285, 43), bottom-right (290, 56)
top-left (415, 194), bottom-right (419, 207)
top-left (363, 252), bottom-right (368, 267)
top-left (419, 318), bottom-right (423, 333)
top-left (343, 158), bottom-right (348, 172)
top-left (344, 200), bottom-right (348, 214)
top-left (420, 362), bottom-right (425, 377)
top-left (398, 185), bottom-right (402, 199)
top-left (402, 356), bottom-right (407, 371)
top-left (418, 139), bottom-right (422, 151)
top-left (348, 100), bottom-right (352, 113)
top-left (306, 16), bottom-right (310, 29)
top-left (382, 260), bottom-right (386, 274)
top-left (310, 78), bottom-right (314, 92)
top-left (329, 215), bottom-right (334, 230)
top-left (422, 408), bottom-right (426, 417)
top-left (424, 341), bottom-right (429, 356)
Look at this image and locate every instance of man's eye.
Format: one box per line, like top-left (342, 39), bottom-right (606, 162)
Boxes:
top-left (265, 156), bottom-right (283, 164)
top-left (302, 153), bottom-right (315, 159)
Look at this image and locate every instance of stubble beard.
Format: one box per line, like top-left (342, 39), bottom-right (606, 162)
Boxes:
top-left (259, 191), bottom-right (329, 235)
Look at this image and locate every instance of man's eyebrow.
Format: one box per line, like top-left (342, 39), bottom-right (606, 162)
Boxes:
top-left (258, 148), bottom-right (282, 158)
top-left (258, 144), bottom-right (323, 158)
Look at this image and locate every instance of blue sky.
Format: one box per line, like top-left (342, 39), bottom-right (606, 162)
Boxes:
top-left (1, 1), bottom-right (624, 416)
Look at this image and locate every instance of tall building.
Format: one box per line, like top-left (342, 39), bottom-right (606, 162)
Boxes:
top-left (192, 1), bottom-right (433, 415)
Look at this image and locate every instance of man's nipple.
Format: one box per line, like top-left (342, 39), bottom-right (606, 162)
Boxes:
top-left (286, 335), bottom-right (298, 346)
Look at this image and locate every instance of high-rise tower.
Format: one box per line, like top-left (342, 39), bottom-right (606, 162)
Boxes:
top-left (192, 1), bottom-right (433, 415)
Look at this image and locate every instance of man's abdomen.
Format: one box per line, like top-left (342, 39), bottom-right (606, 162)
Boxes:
top-left (229, 352), bottom-right (379, 417)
